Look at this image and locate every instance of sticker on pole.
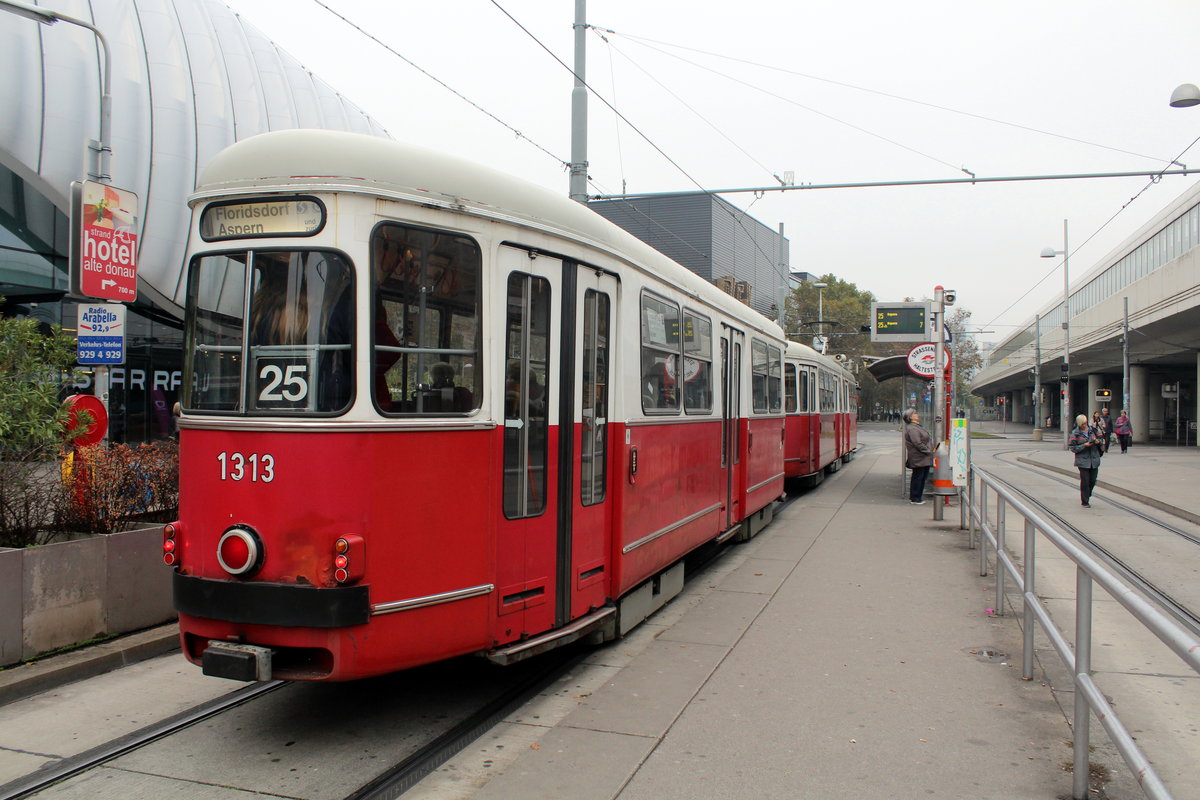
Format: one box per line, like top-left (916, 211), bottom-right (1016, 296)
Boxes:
top-left (77, 303), bottom-right (125, 365)
top-left (950, 418), bottom-right (969, 487)
top-left (906, 343), bottom-right (951, 378)
top-left (70, 180), bottom-right (139, 302)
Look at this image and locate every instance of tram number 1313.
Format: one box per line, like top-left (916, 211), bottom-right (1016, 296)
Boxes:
top-left (217, 452), bottom-right (276, 483)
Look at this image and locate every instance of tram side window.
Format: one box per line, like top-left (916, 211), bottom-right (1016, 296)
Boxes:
top-left (683, 311), bottom-right (713, 414)
top-left (184, 253), bottom-right (247, 411)
top-left (799, 368), bottom-right (810, 413)
top-left (372, 223), bottom-right (481, 415)
top-left (751, 339), bottom-right (781, 413)
top-left (784, 363), bottom-right (797, 413)
top-left (640, 293), bottom-right (680, 413)
top-left (768, 344), bottom-right (782, 412)
top-left (504, 273), bottom-right (550, 519)
top-left (581, 290), bottom-right (609, 507)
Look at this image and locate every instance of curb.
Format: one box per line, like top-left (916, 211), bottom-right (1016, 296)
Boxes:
top-left (0, 624), bottom-right (179, 707)
top-left (1015, 456), bottom-right (1200, 526)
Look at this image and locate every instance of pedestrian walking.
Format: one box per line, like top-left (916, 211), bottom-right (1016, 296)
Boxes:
top-left (1069, 413), bottom-right (1104, 507)
top-left (1114, 409), bottom-right (1133, 453)
top-left (903, 408), bottom-right (938, 505)
top-left (1098, 407), bottom-right (1114, 452)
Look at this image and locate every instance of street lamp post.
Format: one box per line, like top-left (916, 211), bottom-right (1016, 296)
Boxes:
top-left (1041, 220), bottom-right (1069, 449)
top-left (813, 281), bottom-right (828, 353)
top-left (0, 0), bottom-right (112, 184)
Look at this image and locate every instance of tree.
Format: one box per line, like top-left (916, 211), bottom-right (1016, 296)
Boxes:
top-left (946, 306), bottom-right (984, 414)
top-left (0, 302), bottom-right (81, 547)
top-left (786, 274), bottom-right (914, 419)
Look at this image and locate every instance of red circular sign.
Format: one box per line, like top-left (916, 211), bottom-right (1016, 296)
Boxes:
top-left (906, 343), bottom-right (951, 378)
top-left (63, 394), bottom-right (108, 446)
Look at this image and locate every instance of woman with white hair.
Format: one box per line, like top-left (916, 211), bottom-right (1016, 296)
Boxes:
top-left (903, 408), bottom-right (938, 505)
top-left (1068, 413), bottom-right (1104, 507)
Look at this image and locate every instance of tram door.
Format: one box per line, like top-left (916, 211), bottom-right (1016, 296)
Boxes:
top-left (721, 327), bottom-right (746, 528)
top-left (497, 247), bottom-right (562, 640)
top-left (564, 267), bottom-right (619, 623)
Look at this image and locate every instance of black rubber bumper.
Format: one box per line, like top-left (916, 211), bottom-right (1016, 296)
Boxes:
top-left (173, 571), bottom-right (370, 628)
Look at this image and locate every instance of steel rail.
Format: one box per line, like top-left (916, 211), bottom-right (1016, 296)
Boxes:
top-left (0, 681), bottom-right (284, 800)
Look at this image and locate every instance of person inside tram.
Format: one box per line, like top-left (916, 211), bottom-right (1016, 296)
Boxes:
top-left (426, 361), bottom-right (472, 412)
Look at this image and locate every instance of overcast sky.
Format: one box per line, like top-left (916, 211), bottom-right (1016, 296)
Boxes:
top-left (224, 0), bottom-right (1200, 344)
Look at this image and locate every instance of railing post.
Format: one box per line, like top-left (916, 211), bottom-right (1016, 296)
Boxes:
top-left (1022, 519), bottom-right (1035, 680)
top-left (979, 481), bottom-right (989, 574)
top-left (994, 499), bottom-right (1006, 614)
top-left (1073, 568), bottom-right (1094, 800)
top-left (967, 471), bottom-right (977, 549)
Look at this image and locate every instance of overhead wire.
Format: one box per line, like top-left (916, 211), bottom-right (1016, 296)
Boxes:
top-left (597, 27), bottom-right (970, 177)
top-left (308, 0), bottom-right (569, 170)
top-left (605, 29), bottom-right (1177, 166)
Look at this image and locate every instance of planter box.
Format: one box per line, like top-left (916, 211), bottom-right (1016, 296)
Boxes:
top-left (0, 526), bottom-right (176, 666)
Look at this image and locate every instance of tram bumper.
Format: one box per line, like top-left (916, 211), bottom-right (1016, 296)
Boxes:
top-left (203, 641), bottom-right (273, 682)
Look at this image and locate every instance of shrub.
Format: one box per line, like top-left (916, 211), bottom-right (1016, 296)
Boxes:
top-left (55, 440), bottom-right (180, 535)
top-left (0, 304), bottom-right (81, 548)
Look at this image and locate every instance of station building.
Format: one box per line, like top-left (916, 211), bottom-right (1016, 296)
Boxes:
top-left (972, 180), bottom-right (1200, 445)
top-left (0, 0), bottom-right (387, 442)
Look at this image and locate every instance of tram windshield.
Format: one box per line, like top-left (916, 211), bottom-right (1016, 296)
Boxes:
top-left (371, 223), bottom-right (481, 415)
top-left (183, 250), bottom-right (354, 414)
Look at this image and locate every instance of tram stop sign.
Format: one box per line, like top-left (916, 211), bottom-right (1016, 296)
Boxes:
top-left (69, 180), bottom-right (139, 302)
top-left (906, 343), bottom-right (951, 378)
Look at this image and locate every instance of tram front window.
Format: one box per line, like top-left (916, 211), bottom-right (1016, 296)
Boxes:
top-left (371, 223), bottom-right (481, 415)
top-left (183, 250), bottom-right (354, 414)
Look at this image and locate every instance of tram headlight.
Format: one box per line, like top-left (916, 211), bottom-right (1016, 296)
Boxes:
top-left (333, 535), bottom-right (365, 584)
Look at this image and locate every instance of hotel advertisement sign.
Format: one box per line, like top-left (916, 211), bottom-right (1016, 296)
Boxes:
top-left (70, 180), bottom-right (139, 302)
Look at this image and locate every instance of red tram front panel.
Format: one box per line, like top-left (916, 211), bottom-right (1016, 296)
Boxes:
top-left (175, 427), bottom-right (495, 680)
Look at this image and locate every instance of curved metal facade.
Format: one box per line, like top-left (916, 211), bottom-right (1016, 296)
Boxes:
top-left (0, 0), bottom-right (388, 315)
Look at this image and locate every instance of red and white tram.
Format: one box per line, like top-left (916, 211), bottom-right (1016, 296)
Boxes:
top-left (166, 129), bottom-right (798, 682)
top-left (783, 342), bottom-right (858, 483)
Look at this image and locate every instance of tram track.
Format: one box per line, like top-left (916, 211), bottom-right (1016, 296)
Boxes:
top-left (0, 680), bottom-right (285, 800)
top-left (0, 480), bottom-right (824, 800)
top-left (981, 448), bottom-right (1200, 639)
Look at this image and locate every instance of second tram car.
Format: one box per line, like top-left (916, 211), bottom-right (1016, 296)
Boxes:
top-left (165, 130), bottom-right (857, 682)
top-left (783, 342), bottom-right (858, 482)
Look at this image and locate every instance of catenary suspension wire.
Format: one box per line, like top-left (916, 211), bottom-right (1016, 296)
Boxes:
top-left (607, 30), bottom-right (968, 176)
top-left (308, 0), bottom-right (569, 170)
top-left (604, 28), bottom-right (1176, 166)
top-left (593, 30), bottom-right (779, 185)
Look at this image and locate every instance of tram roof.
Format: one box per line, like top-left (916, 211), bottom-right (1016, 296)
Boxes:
top-left (194, 129), bottom-right (784, 339)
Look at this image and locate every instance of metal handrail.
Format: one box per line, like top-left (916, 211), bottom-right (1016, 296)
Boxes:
top-left (963, 464), bottom-right (1200, 800)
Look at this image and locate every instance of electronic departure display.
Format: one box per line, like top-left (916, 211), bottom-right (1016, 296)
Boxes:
top-left (870, 302), bottom-right (930, 342)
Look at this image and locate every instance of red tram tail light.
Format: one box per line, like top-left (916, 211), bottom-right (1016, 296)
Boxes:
top-left (163, 523), bottom-right (179, 566)
top-left (333, 535), bottom-right (365, 584)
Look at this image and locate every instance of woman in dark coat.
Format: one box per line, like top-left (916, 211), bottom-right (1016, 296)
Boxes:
top-left (1068, 413), bottom-right (1104, 507)
top-left (903, 408), bottom-right (938, 505)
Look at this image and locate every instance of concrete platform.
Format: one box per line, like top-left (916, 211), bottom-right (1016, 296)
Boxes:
top-left (421, 441), bottom-right (1091, 799)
